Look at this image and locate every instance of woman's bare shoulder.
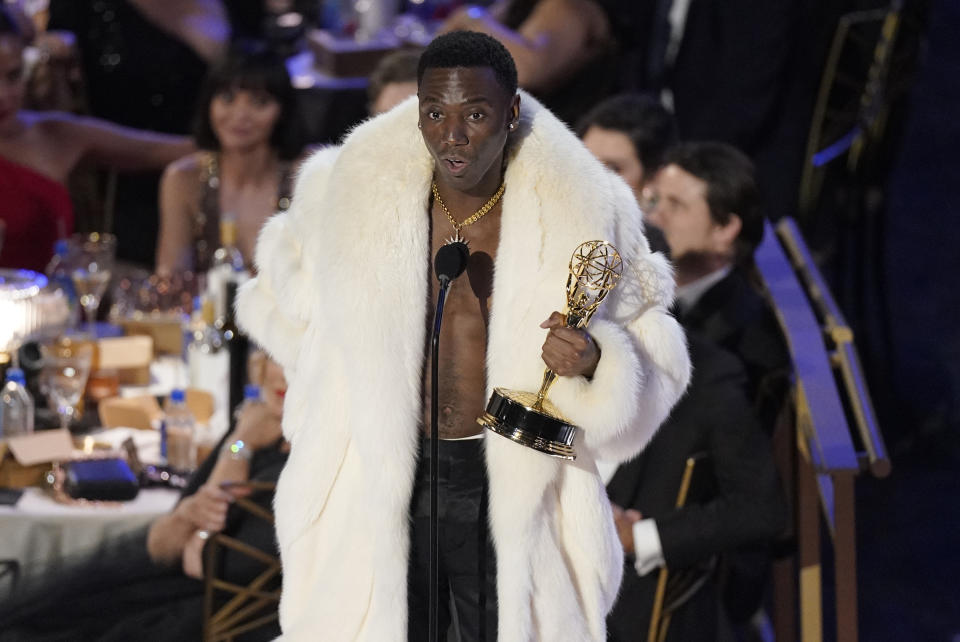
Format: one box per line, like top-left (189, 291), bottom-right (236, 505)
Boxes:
top-left (161, 152), bottom-right (209, 190)
top-left (167, 152), bottom-right (208, 176)
top-left (160, 152), bottom-right (208, 208)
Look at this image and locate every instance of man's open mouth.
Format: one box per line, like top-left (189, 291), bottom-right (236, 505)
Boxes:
top-left (444, 158), bottom-right (469, 174)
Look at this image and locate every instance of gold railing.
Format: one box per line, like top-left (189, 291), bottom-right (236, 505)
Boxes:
top-left (755, 218), bottom-right (890, 642)
top-left (798, 5), bottom-right (903, 221)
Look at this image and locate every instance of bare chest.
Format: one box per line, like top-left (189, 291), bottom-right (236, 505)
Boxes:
top-left (423, 199), bottom-right (502, 438)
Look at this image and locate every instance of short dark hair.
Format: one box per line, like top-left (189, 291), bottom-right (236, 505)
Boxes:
top-left (368, 49), bottom-right (422, 105)
top-left (662, 142), bottom-right (763, 264)
top-left (417, 31), bottom-right (518, 97)
top-left (193, 41), bottom-right (303, 161)
top-left (576, 94), bottom-right (678, 175)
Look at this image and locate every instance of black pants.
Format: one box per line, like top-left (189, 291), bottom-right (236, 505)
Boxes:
top-left (408, 438), bottom-right (498, 642)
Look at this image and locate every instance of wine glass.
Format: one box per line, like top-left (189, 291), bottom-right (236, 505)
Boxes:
top-left (41, 336), bottom-right (93, 432)
top-left (70, 233), bottom-right (116, 336)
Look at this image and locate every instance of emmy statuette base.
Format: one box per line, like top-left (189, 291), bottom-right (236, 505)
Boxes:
top-left (478, 387), bottom-right (578, 460)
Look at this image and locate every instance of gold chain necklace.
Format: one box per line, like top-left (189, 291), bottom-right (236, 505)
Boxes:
top-left (432, 181), bottom-right (505, 234)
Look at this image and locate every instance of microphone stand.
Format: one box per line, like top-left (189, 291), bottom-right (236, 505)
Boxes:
top-left (428, 239), bottom-right (468, 642)
top-left (429, 275), bottom-right (451, 642)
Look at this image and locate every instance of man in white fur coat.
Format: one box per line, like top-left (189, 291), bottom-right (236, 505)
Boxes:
top-left (236, 31), bottom-right (691, 641)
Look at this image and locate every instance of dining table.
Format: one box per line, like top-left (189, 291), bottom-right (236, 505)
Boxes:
top-left (0, 427), bottom-right (180, 597)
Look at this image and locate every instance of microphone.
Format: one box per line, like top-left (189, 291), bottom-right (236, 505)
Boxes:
top-left (434, 241), bottom-right (470, 283)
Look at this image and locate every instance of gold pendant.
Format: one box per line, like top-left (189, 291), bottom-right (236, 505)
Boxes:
top-left (445, 229), bottom-right (468, 248)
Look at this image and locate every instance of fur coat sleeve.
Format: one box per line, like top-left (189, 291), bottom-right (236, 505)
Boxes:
top-left (548, 175), bottom-right (689, 463)
top-left (236, 147), bottom-right (339, 379)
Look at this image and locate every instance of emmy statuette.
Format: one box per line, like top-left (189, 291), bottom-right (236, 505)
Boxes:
top-left (478, 241), bottom-right (623, 460)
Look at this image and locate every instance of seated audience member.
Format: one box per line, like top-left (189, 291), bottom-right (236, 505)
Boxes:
top-left (147, 351), bottom-right (288, 579)
top-left (0, 352), bottom-right (288, 642)
top-left (647, 141), bottom-right (790, 432)
top-left (155, 43), bottom-right (303, 276)
top-left (367, 49), bottom-right (421, 116)
top-left (441, 0), bottom-right (648, 124)
top-left (645, 142), bottom-right (792, 630)
top-left (0, 6), bottom-right (194, 273)
top-left (577, 92), bottom-right (677, 208)
top-left (605, 330), bottom-right (786, 642)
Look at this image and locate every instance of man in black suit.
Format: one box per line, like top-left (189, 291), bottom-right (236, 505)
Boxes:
top-left (605, 333), bottom-right (786, 641)
top-left (647, 141), bottom-right (790, 434)
top-left (643, 0), bottom-right (799, 217)
top-left (575, 118), bottom-right (790, 637)
top-left (643, 141), bottom-right (791, 631)
top-left (646, 0), bottom-right (796, 156)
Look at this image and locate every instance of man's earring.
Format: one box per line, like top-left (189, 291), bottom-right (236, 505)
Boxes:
top-left (417, 122), bottom-right (422, 129)
top-left (508, 122), bottom-right (516, 130)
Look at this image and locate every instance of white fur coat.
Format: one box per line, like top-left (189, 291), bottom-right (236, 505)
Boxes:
top-left (236, 93), bottom-right (691, 641)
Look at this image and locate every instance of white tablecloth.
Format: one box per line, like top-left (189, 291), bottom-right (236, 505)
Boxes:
top-left (0, 487), bottom-right (179, 582)
top-left (0, 426), bottom-right (181, 585)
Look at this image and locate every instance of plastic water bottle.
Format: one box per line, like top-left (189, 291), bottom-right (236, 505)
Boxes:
top-left (163, 389), bottom-right (196, 471)
top-left (0, 368), bottom-right (35, 438)
top-left (45, 240), bottom-right (76, 303)
top-left (239, 383), bottom-right (262, 418)
top-left (45, 239), bottom-right (79, 324)
top-left (243, 384), bottom-right (261, 404)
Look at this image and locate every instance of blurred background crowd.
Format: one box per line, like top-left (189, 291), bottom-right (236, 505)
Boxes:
top-left (0, 0), bottom-right (956, 640)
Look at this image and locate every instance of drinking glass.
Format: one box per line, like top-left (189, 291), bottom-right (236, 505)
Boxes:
top-left (42, 336), bottom-right (93, 431)
top-left (70, 233), bottom-right (116, 336)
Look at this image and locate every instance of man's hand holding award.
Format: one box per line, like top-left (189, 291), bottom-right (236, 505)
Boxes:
top-left (478, 240), bottom-right (623, 459)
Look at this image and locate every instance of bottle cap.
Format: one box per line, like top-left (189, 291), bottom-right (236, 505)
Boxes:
top-left (53, 239), bottom-right (68, 256)
top-left (170, 388), bottom-right (186, 403)
top-left (5, 368), bottom-right (25, 385)
top-left (243, 384), bottom-right (261, 401)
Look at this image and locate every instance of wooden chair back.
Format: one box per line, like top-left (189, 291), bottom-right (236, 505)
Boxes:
top-left (202, 481), bottom-right (281, 642)
top-left (647, 452), bottom-right (711, 642)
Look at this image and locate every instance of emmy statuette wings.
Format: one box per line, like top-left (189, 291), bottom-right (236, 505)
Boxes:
top-left (478, 241), bottom-right (623, 460)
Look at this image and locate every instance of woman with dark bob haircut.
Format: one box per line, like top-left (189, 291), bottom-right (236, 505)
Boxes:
top-left (156, 42), bottom-right (304, 275)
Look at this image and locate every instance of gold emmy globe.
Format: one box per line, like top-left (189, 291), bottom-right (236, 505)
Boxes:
top-left (478, 241), bottom-right (623, 460)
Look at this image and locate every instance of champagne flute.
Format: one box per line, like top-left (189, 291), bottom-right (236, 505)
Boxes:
top-left (69, 233), bottom-right (116, 336)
